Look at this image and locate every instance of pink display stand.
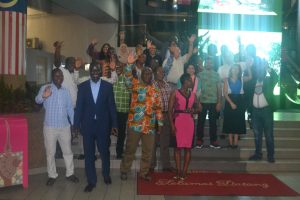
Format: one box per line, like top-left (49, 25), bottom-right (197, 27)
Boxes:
top-left (0, 115), bottom-right (28, 189)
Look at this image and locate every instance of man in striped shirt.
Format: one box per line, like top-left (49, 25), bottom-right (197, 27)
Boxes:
top-left (35, 68), bottom-right (79, 186)
top-left (151, 65), bottom-right (174, 172)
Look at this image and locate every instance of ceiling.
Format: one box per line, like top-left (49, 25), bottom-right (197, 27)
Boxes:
top-left (28, 0), bottom-right (119, 23)
top-left (28, 0), bottom-right (198, 24)
top-left (122, 0), bottom-right (199, 38)
top-left (123, 0), bottom-right (198, 25)
top-left (27, 0), bottom-right (199, 42)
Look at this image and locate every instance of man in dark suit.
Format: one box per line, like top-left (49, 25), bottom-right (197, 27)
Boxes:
top-left (74, 62), bottom-right (118, 192)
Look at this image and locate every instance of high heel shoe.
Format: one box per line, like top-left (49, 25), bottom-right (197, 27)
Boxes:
top-left (173, 174), bottom-right (180, 180)
top-left (180, 172), bottom-right (189, 180)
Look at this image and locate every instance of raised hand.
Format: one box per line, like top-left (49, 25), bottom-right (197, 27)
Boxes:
top-left (119, 31), bottom-right (125, 40)
top-left (127, 51), bottom-right (137, 64)
top-left (193, 47), bottom-right (198, 54)
top-left (75, 57), bottom-right (83, 70)
top-left (109, 59), bottom-right (116, 70)
top-left (42, 85), bottom-right (52, 99)
top-left (146, 40), bottom-right (152, 49)
top-left (53, 41), bottom-right (63, 50)
top-left (91, 38), bottom-right (98, 45)
top-left (188, 34), bottom-right (196, 43)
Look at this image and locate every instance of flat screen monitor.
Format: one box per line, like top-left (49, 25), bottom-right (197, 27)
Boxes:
top-left (198, 0), bottom-right (277, 16)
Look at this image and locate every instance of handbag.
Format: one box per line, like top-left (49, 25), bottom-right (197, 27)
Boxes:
top-left (0, 120), bottom-right (23, 187)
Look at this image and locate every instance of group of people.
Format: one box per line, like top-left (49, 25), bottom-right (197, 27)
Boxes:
top-left (35, 32), bottom-right (278, 192)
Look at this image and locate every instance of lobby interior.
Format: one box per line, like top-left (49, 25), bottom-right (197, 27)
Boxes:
top-left (1, 0), bottom-right (300, 199)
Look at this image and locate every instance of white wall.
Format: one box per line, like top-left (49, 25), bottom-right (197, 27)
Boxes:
top-left (27, 12), bottom-right (118, 63)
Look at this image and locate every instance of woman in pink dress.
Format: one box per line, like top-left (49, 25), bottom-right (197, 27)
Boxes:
top-left (169, 73), bottom-right (201, 180)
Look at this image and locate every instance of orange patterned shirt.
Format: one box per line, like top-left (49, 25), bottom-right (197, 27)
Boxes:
top-left (125, 64), bottom-right (163, 134)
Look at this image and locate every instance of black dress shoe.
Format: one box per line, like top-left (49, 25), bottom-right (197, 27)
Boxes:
top-left (139, 174), bottom-right (152, 181)
top-left (84, 184), bottom-right (95, 192)
top-left (149, 168), bottom-right (155, 173)
top-left (249, 154), bottom-right (262, 161)
top-left (103, 176), bottom-right (112, 185)
top-left (268, 157), bottom-right (275, 163)
top-left (46, 178), bottom-right (56, 186)
top-left (66, 174), bottom-right (79, 183)
top-left (77, 154), bottom-right (85, 160)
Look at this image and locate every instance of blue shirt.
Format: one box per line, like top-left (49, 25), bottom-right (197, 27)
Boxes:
top-left (227, 79), bottom-right (244, 94)
top-left (90, 79), bottom-right (101, 103)
top-left (35, 83), bottom-right (74, 128)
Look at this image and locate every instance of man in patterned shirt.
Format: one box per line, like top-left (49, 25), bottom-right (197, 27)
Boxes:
top-left (113, 64), bottom-right (131, 159)
top-left (120, 53), bottom-right (163, 181)
top-left (196, 56), bottom-right (222, 149)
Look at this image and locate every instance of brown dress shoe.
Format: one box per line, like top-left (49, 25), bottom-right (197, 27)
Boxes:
top-left (139, 174), bottom-right (152, 181)
top-left (149, 168), bottom-right (155, 173)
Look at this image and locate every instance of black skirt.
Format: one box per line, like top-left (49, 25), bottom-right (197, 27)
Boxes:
top-left (223, 94), bottom-right (246, 134)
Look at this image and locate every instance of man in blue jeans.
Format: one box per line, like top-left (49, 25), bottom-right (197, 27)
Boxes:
top-left (248, 60), bottom-right (278, 163)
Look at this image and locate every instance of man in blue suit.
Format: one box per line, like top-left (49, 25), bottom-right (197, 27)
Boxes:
top-left (74, 62), bottom-right (118, 192)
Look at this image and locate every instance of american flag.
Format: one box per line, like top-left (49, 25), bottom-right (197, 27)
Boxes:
top-left (0, 0), bottom-right (27, 76)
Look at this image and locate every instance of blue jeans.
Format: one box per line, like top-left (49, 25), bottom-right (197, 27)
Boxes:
top-left (252, 106), bottom-right (274, 159)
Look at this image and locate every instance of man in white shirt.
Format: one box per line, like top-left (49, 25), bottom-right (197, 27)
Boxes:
top-left (53, 41), bottom-right (78, 108)
top-left (218, 51), bottom-right (234, 81)
top-left (248, 62), bottom-right (278, 163)
top-left (60, 59), bottom-right (78, 107)
top-left (163, 34), bottom-right (196, 89)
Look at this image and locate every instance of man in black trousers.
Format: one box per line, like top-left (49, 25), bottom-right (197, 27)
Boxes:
top-left (74, 62), bottom-right (118, 192)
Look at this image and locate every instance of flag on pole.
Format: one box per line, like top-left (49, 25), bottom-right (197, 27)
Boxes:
top-left (0, 0), bottom-right (27, 75)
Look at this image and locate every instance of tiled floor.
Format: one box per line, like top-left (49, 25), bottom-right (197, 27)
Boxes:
top-left (1, 111), bottom-right (300, 200)
top-left (0, 169), bottom-right (300, 200)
